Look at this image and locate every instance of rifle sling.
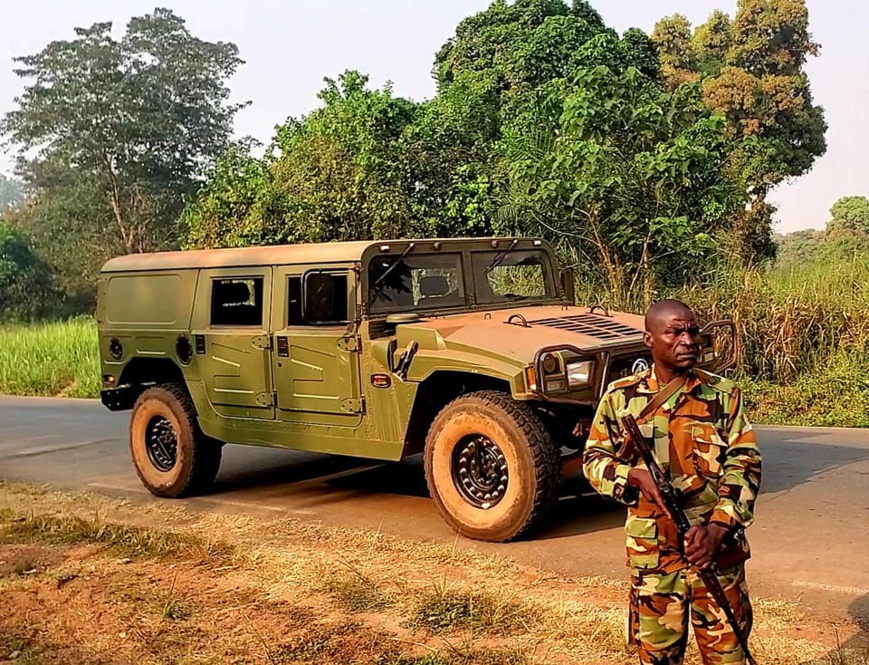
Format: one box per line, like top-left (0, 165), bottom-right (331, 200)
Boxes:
top-left (637, 373), bottom-right (689, 422)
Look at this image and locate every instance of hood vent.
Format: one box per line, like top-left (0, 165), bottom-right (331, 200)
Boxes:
top-left (528, 314), bottom-right (642, 339)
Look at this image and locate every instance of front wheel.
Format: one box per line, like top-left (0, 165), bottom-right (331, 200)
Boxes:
top-left (424, 391), bottom-right (560, 542)
top-left (129, 383), bottom-right (222, 498)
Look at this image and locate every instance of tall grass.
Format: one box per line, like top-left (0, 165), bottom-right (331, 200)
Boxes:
top-left (681, 256), bottom-right (869, 383)
top-left (0, 317), bottom-right (100, 398)
top-left (574, 252), bottom-right (869, 426)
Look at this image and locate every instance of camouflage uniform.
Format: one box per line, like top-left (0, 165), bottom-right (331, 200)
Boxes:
top-left (583, 367), bottom-right (762, 665)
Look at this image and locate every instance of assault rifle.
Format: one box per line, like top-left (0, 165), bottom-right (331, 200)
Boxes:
top-left (620, 413), bottom-right (757, 665)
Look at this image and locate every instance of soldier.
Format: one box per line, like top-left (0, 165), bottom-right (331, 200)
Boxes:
top-left (583, 299), bottom-right (762, 664)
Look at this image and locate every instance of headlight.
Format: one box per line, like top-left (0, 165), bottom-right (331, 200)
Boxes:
top-left (566, 360), bottom-right (594, 389)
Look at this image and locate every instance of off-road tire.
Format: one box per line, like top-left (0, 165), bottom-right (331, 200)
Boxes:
top-left (424, 390), bottom-right (560, 542)
top-left (129, 383), bottom-right (222, 498)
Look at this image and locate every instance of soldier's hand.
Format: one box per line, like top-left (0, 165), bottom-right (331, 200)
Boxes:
top-left (684, 524), bottom-right (729, 570)
top-left (626, 469), bottom-right (673, 520)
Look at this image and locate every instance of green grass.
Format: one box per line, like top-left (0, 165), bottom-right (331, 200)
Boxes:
top-left (1, 510), bottom-right (233, 561)
top-left (0, 316), bottom-right (100, 398)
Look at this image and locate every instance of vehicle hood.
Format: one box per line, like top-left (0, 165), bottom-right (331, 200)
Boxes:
top-left (394, 304), bottom-right (646, 364)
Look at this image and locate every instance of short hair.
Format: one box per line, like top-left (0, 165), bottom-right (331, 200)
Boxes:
top-left (644, 299), bottom-right (694, 331)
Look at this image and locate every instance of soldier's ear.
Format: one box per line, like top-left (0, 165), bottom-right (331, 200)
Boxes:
top-left (642, 331), bottom-right (653, 350)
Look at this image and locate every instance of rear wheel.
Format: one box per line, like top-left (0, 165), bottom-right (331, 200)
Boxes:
top-left (129, 383), bottom-right (222, 498)
top-left (424, 390), bottom-right (559, 542)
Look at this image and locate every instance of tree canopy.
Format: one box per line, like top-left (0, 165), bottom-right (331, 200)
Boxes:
top-left (502, 66), bottom-right (742, 303)
top-left (653, 0), bottom-right (826, 265)
top-left (0, 0), bottom-right (831, 318)
top-left (0, 221), bottom-right (58, 321)
top-left (2, 8), bottom-right (244, 306)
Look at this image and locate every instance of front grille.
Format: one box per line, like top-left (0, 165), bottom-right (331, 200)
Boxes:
top-left (529, 314), bottom-right (642, 340)
top-left (608, 355), bottom-right (652, 382)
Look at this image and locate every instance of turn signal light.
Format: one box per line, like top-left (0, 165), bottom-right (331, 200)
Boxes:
top-left (524, 365), bottom-right (538, 393)
top-left (371, 374), bottom-right (392, 389)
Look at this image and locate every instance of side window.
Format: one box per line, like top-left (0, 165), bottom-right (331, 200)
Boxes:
top-left (210, 277), bottom-right (264, 326)
top-left (288, 273), bottom-right (349, 325)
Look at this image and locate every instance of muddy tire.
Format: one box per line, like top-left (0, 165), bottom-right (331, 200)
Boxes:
top-left (129, 383), bottom-right (222, 498)
top-left (424, 390), bottom-right (560, 542)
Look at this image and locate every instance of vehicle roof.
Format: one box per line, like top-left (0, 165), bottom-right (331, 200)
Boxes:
top-left (100, 237), bottom-right (548, 273)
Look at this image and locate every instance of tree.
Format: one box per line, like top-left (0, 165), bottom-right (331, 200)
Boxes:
top-left (185, 72), bottom-right (420, 248)
top-left (503, 66), bottom-right (743, 306)
top-left (0, 221), bottom-right (58, 321)
top-left (0, 174), bottom-right (23, 213)
top-left (775, 228), bottom-right (823, 265)
top-left (651, 14), bottom-right (698, 86)
top-left (3, 8), bottom-right (244, 256)
top-left (826, 196), bottom-right (869, 246)
top-left (435, 0), bottom-right (658, 117)
top-left (653, 0), bottom-right (827, 265)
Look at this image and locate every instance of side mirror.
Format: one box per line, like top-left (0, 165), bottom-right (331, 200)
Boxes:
top-left (559, 268), bottom-right (576, 304)
top-left (696, 321), bottom-right (739, 374)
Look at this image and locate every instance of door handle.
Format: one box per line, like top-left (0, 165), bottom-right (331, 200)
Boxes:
top-left (276, 336), bottom-right (289, 358)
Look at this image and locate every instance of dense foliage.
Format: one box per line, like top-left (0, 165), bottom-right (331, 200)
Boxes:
top-left (0, 222), bottom-right (58, 321)
top-left (185, 0), bottom-right (753, 302)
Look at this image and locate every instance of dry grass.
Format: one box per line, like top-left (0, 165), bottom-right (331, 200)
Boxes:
top-left (0, 482), bottom-right (864, 665)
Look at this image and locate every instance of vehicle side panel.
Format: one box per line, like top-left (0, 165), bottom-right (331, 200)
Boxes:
top-left (97, 270), bottom-right (198, 381)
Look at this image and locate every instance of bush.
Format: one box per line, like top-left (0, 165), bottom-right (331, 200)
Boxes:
top-left (0, 222), bottom-right (60, 322)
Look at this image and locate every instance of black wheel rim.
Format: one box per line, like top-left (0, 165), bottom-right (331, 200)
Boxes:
top-left (451, 434), bottom-right (509, 509)
top-left (145, 416), bottom-right (178, 472)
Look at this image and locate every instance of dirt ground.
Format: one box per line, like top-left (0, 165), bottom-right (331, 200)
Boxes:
top-left (0, 482), bottom-right (865, 665)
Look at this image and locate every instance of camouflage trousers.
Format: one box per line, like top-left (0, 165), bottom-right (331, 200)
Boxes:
top-left (628, 564), bottom-right (753, 665)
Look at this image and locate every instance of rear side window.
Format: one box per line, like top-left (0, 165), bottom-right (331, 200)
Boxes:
top-left (210, 278), bottom-right (264, 326)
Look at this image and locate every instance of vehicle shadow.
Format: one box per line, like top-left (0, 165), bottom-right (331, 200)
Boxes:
top-left (212, 448), bottom-right (431, 497)
top-left (805, 594), bottom-right (869, 664)
top-left (206, 430), bottom-right (867, 539)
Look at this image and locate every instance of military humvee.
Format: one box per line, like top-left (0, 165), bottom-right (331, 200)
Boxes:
top-left (97, 237), bottom-right (734, 541)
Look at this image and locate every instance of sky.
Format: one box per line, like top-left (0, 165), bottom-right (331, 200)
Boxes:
top-left (0, 0), bottom-right (865, 234)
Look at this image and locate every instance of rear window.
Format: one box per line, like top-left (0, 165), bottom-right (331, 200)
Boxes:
top-left (210, 277), bottom-right (264, 326)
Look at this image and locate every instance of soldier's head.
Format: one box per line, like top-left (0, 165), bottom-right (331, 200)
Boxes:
top-left (643, 299), bottom-right (700, 372)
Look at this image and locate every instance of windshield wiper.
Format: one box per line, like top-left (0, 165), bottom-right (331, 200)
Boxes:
top-left (371, 242), bottom-right (416, 302)
top-left (483, 238), bottom-right (519, 275)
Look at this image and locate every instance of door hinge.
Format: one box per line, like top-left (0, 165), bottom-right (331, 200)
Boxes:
top-left (340, 397), bottom-right (365, 414)
top-left (337, 335), bottom-right (361, 352)
top-left (255, 391), bottom-right (276, 407)
top-left (251, 335), bottom-right (272, 350)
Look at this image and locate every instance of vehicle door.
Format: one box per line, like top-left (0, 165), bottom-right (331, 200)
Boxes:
top-left (191, 267), bottom-right (275, 420)
top-left (270, 267), bottom-right (363, 426)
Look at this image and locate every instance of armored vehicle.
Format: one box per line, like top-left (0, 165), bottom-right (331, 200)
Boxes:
top-left (97, 237), bottom-right (734, 541)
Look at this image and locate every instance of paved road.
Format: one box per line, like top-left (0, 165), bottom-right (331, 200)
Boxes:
top-left (1, 395), bottom-right (867, 626)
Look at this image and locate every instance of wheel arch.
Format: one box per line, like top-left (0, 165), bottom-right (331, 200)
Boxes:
top-left (403, 370), bottom-right (512, 456)
top-left (119, 358), bottom-right (186, 389)
top-left (103, 358), bottom-right (189, 411)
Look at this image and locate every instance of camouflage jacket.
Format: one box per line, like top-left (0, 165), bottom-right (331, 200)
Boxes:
top-left (582, 367), bottom-right (762, 574)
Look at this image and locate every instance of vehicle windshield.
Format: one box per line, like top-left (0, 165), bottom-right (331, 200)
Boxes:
top-left (368, 247), bottom-right (559, 313)
top-left (471, 249), bottom-right (557, 304)
top-left (369, 253), bottom-right (465, 313)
